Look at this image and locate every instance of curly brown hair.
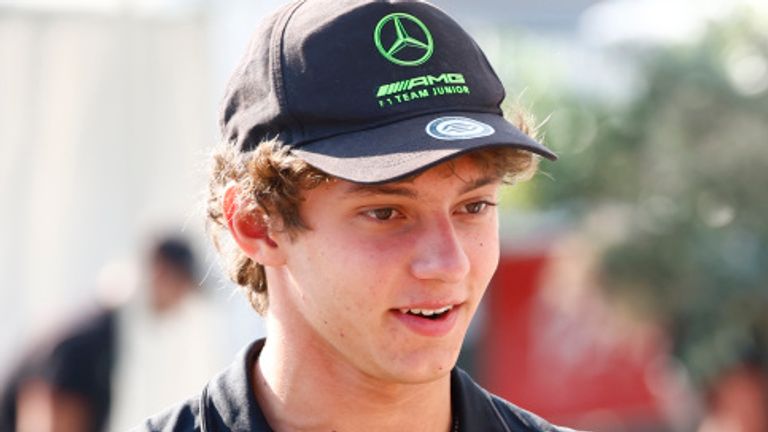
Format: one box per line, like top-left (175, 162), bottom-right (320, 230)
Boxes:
top-left (207, 111), bottom-right (543, 314)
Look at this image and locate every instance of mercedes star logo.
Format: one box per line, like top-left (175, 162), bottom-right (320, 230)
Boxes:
top-left (374, 13), bottom-right (434, 66)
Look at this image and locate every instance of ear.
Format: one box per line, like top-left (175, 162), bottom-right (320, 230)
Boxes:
top-left (223, 185), bottom-right (286, 266)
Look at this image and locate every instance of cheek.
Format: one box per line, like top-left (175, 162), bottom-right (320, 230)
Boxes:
top-left (317, 227), bottom-right (413, 271)
top-left (465, 225), bottom-right (500, 282)
top-left (296, 231), bottom-right (405, 306)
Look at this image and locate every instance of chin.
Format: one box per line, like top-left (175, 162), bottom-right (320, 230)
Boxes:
top-left (395, 363), bottom-right (454, 385)
top-left (383, 347), bottom-right (460, 385)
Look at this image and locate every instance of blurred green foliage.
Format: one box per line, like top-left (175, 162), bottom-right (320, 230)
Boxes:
top-left (503, 11), bottom-right (768, 387)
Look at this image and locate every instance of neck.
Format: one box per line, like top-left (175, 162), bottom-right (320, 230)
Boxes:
top-left (252, 318), bottom-right (454, 432)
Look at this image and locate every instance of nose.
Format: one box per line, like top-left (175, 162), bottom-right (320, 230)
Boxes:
top-left (409, 216), bottom-right (470, 284)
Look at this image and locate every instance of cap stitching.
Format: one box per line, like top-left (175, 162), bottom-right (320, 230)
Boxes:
top-left (269, 0), bottom-right (307, 144)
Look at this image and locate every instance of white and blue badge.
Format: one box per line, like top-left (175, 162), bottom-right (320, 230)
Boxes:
top-left (425, 116), bottom-right (495, 141)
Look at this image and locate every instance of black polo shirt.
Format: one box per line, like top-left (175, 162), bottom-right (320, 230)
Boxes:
top-left (142, 339), bottom-right (575, 432)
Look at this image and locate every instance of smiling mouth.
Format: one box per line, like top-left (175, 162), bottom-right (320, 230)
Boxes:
top-left (398, 305), bottom-right (453, 320)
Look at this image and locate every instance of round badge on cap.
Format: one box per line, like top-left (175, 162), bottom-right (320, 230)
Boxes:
top-left (425, 116), bottom-right (496, 141)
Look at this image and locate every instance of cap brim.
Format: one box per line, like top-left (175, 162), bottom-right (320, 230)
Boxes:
top-left (292, 111), bottom-right (557, 184)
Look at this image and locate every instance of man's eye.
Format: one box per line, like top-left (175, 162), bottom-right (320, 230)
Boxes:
top-left (365, 208), bottom-right (398, 221)
top-left (463, 201), bottom-right (495, 214)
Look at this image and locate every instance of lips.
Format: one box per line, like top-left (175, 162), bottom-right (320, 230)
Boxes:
top-left (392, 303), bottom-right (461, 337)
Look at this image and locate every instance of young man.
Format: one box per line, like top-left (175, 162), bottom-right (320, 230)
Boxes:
top-left (146, 0), bottom-right (575, 430)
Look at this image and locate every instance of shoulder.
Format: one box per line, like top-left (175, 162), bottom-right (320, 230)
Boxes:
top-left (135, 396), bottom-right (202, 432)
top-left (452, 368), bottom-right (580, 432)
top-left (486, 394), bottom-right (580, 432)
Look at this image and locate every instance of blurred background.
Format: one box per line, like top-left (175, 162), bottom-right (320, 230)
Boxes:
top-left (1, 0), bottom-right (766, 431)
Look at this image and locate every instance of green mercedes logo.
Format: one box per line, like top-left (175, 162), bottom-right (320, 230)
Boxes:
top-left (374, 13), bottom-right (434, 66)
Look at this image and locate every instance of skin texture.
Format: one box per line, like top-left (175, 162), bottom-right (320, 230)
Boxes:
top-left (226, 155), bottom-right (503, 432)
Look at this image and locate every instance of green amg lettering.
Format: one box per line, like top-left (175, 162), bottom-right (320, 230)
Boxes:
top-left (425, 73), bottom-right (465, 86)
top-left (376, 73), bottom-right (466, 97)
top-left (407, 76), bottom-right (429, 90)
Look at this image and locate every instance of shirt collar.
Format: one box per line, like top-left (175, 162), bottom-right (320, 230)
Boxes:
top-left (200, 338), bottom-right (510, 432)
top-left (201, 338), bottom-right (272, 431)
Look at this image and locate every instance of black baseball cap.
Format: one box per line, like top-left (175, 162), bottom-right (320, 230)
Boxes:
top-left (220, 0), bottom-right (557, 184)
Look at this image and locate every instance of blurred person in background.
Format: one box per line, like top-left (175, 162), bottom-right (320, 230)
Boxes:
top-left (141, 0), bottom-right (576, 431)
top-left (0, 234), bottom-right (221, 432)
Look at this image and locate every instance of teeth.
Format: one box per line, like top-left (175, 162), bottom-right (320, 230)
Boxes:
top-left (399, 306), bottom-right (453, 316)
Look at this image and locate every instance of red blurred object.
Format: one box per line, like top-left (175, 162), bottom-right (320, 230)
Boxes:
top-left (479, 251), bottom-right (667, 426)
top-left (698, 364), bottom-right (768, 432)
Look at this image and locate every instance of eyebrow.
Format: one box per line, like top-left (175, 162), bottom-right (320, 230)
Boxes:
top-left (458, 175), bottom-right (499, 194)
top-left (343, 184), bottom-right (419, 199)
top-left (343, 175), bottom-right (499, 199)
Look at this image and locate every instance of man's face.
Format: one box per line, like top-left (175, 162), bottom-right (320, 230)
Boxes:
top-left (270, 154), bottom-right (502, 384)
